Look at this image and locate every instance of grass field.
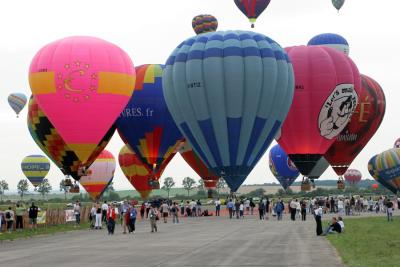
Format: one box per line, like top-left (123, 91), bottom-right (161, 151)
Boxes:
top-left (327, 216), bottom-right (400, 267)
top-left (0, 222), bottom-right (89, 242)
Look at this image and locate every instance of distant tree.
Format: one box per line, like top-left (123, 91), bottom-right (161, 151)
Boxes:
top-left (0, 180), bottom-right (9, 201)
top-left (162, 177), bottom-right (175, 199)
top-left (37, 178), bottom-right (52, 199)
top-left (216, 178), bottom-right (226, 196)
top-left (182, 177), bottom-right (196, 197)
top-left (246, 188), bottom-right (266, 198)
top-left (17, 179), bottom-right (29, 200)
top-left (59, 179), bottom-right (69, 200)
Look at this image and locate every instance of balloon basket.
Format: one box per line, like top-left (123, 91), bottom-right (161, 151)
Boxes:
top-left (337, 177), bottom-right (345, 190)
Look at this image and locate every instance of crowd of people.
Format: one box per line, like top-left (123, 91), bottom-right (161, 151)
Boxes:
top-left (0, 202), bottom-right (41, 234)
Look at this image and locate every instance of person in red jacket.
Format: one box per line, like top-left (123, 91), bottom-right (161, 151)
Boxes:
top-left (106, 203), bottom-right (116, 235)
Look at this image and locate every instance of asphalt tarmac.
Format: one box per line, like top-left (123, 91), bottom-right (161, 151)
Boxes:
top-left (0, 212), bottom-right (344, 267)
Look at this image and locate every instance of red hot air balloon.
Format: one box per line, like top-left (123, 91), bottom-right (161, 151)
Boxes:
top-left (277, 46), bottom-right (361, 177)
top-left (344, 169), bottom-right (362, 186)
top-left (324, 74), bottom-right (386, 176)
top-left (179, 141), bottom-right (219, 189)
top-left (372, 183), bottom-right (378, 190)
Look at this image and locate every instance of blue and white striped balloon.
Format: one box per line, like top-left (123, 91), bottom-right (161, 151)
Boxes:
top-left (8, 93), bottom-right (27, 117)
top-left (308, 33), bottom-right (350, 55)
top-left (163, 31), bottom-right (294, 192)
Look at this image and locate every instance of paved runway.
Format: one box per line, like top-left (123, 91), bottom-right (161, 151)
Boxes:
top-left (0, 213), bottom-right (344, 267)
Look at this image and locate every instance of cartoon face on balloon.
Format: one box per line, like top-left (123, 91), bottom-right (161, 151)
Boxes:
top-left (56, 61), bottom-right (98, 103)
top-left (318, 84), bottom-right (358, 139)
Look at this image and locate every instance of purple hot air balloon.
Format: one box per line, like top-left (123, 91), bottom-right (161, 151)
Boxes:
top-left (234, 0), bottom-right (271, 28)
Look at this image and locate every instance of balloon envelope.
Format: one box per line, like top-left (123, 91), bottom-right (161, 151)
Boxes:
top-left (118, 145), bottom-right (166, 199)
top-left (324, 74), bottom-right (385, 176)
top-left (180, 141), bottom-right (219, 189)
top-left (163, 31), bottom-right (294, 192)
top-left (27, 96), bottom-right (115, 179)
top-left (29, 36), bottom-right (135, 163)
top-left (393, 138), bottom-right (400, 148)
top-left (234, 0), bottom-right (271, 27)
top-left (116, 64), bottom-right (182, 174)
top-left (79, 150), bottom-right (116, 200)
top-left (21, 155), bottom-right (50, 187)
top-left (308, 33), bottom-right (349, 55)
top-left (8, 93), bottom-right (27, 116)
top-left (332, 0), bottom-right (345, 11)
top-left (269, 144), bottom-right (299, 190)
top-left (277, 46), bottom-right (360, 176)
top-left (192, 14), bottom-right (218, 35)
top-left (368, 149), bottom-right (400, 194)
top-left (344, 169), bottom-right (362, 185)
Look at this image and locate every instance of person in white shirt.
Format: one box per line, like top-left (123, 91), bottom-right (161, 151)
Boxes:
top-left (215, 199), bottom-right (221, 216)
top-left (239, 202), bottom-right (244, 219)
top-left (337, 199), bottom-right (344, 216)
top-left (244, 199), bottom-right (250, 215)
top-left (101, 201), bottom-right (109, 222)
top-left (190, 200), bottom-right (196, 217)
top-left (314, 206), bottom-right (323, 235)
top-left (338, 216), bottom-right (345, 232)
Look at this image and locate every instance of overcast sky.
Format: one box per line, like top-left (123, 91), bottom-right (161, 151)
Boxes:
top-left (0, 0), bottom-right (399, 192)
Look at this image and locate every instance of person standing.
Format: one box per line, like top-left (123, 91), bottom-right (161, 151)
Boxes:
top-left (330, 197), bottom-right (335, 213)
top-left (301, 199), bottom-right (307, 221)
top-left (275, 199), bottom-right (284, 221)
top-left (244, 199), bottom-right (250, 215)
top-left (196, 200), bottom-right (202, 216)
top-left (235, 199), bottom-right (241, 219)
top-left (337, 198), bottom-right (344, 216)
top-left (180, 200), bottom-right (185, 216)
top-left (160, 201), bottom-right (169, 223)
top-left (73, 201), bottom-right (81, 228)
top-left (215, 198), bottom-right (221, 216)
top-left (121, 200), bottom-right (129, 233)
top-left (90, 204), bottom-right (96, 229)
top-left (149, 205), bottom-right (158, 233)
top-left (239, 201), bottom-right (244, 219)
top-left (0, 208), bottom-right (4, 233)
top-left (101, 201), bottom-right (108, 222)
top-left (314, 205), bottom-right (323, 236)
top-left (106, 203), bottom-right (116, 235)
top-left (397, 196), bottom-right (400, 210)
top-left (28, 202), bottom-right (39, 231)
top-left (290, 199), bottom-right (297, 221)
top-left (227, 199), bottom-right (234, 219)
top-left (128, 204), bottom-right (137, 233)
top-left (15, 203), bottom-right (25, 231)
top-left (140, 202), bottom-right (145, 220)
top-left (386, 199), bottom-right (394, 222)
top-left (250, 199), bottom-right (255, 215)
top-left (171, 202), bottom-right (179, 224)
top-left (5, 207), bottom-right (14, 233)
top-left (95, 202), bottom-right (102, 229)
top-left (258, 200), bottom-right (265, 220)
top-left (190, 199), bottom-right (197, 217)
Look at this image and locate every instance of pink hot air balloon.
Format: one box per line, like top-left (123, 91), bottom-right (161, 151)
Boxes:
top-left (277, 46), bottom-right (361, 176)
top-left (29, 36), bottom-right (136, 164)
top-left (344, 169), bottom-right (362, 186)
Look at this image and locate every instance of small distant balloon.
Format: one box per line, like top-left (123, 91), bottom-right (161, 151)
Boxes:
top-left (332, 0), bottom-right (345, 11)
top-left (344, 169), bottom-right (362, 186)
top-left (308, 33), bottom-right (349, 55)
top-left (8, 93), bottom-right (27, 117)
top-left (394, 138), bottom-right (400, 148)
top-left (192, 14), bottom-right (218, 35)
top-left (21, 155), bottom-right (50, 187)
top-left (234, 0), bottom-right (271, 28)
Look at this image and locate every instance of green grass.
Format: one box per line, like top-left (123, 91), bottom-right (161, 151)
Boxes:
top-left (327, 216), bottom-right (400, 267)
top-left (0, 222), bottom-right (89, 242)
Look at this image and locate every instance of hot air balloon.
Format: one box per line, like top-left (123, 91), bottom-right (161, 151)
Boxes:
top-left (21, 155), bottom-right (50, 187)
top-left (116, 64), bottom-right (183, 176)
top-left (29, 36), bottom-right (135, 164)
top-left (27, 96), bottom-right (115, 180)
top-left (79, 150), bottom-right (116, 200)
top-left (372, 183), bottom-right (378, 190)
top-left (307, 33), bottom-right (349, 55)
top-left (393, 138), bottom-right (400, 148)
top-left (234, 0), bottom-right (271, 28)
top-left (277, 45), bottom-right (360, 179)
top-left (180, 141), bottom-right (219, 189)
top-left (8, 93), bottom-right (27, 117)
top-left (368, 149), bottom-right (400, 194)
top-left (332, 0), bottom-right (345, 12)
top-left (192, 14), bottom-right (218, 35)
top-left (119, 145), bottom-right (167, 199)
top-left (163, 31), bottom-right (294, 192)
top-left (269, 144), bottom-right (299, 190)
top-left (344, 169), bottom-right (362, 186)
top-left (324, 74), bottom-right (385, 176)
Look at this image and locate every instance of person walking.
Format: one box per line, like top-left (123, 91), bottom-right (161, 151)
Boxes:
top-left (90, 204), bottom-right (96, 229)
top-left (296, 199), bottom-right (301, 219)
top-left (258, 200), bottom-right (265, 220)
top-left (5, 207), bottom-right (14, 233)
top-left (15, 203), bottom-right (25, 231)
top-left (73, 200), bottom-right (81, 227)
top-left (250, 199), bottom-right (255, 215)
top-left (227, 199), bottom-right (234, 219)
top-left (290, 199), bottom-right (297, 221)
top-left (101, 201), bottom-right (108, 222)
top-left (106, 203), bottom-right (116, 235)
top-left (244, 199), bottom-right (250, 215)
top-left (235, 199), bottom-right (241, 219)
top-left (196, 200), bottom-right (202, 216)
top-left (275, 199), bottom-right (285, 221)
top-left (190, 199), bottom-right (197, 217)
top-left (171, 202), bottom-right (179, 224)
top-left (28, 202), bottom-right (39, 231)
top-left (95, 202), bottom-right (102, 229)
top-left (301, 199), bottom-right (307, 221)
top-left (149, 205), bottom-right (158, 233)
top-left (314, 205), bottom-right (323, 236)
top-left (215, 198), bottom-right (221, 216)
top-left (128, 204), bottom-right (137, 233)
top-left (239, 201), bottom-right (244, 219)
